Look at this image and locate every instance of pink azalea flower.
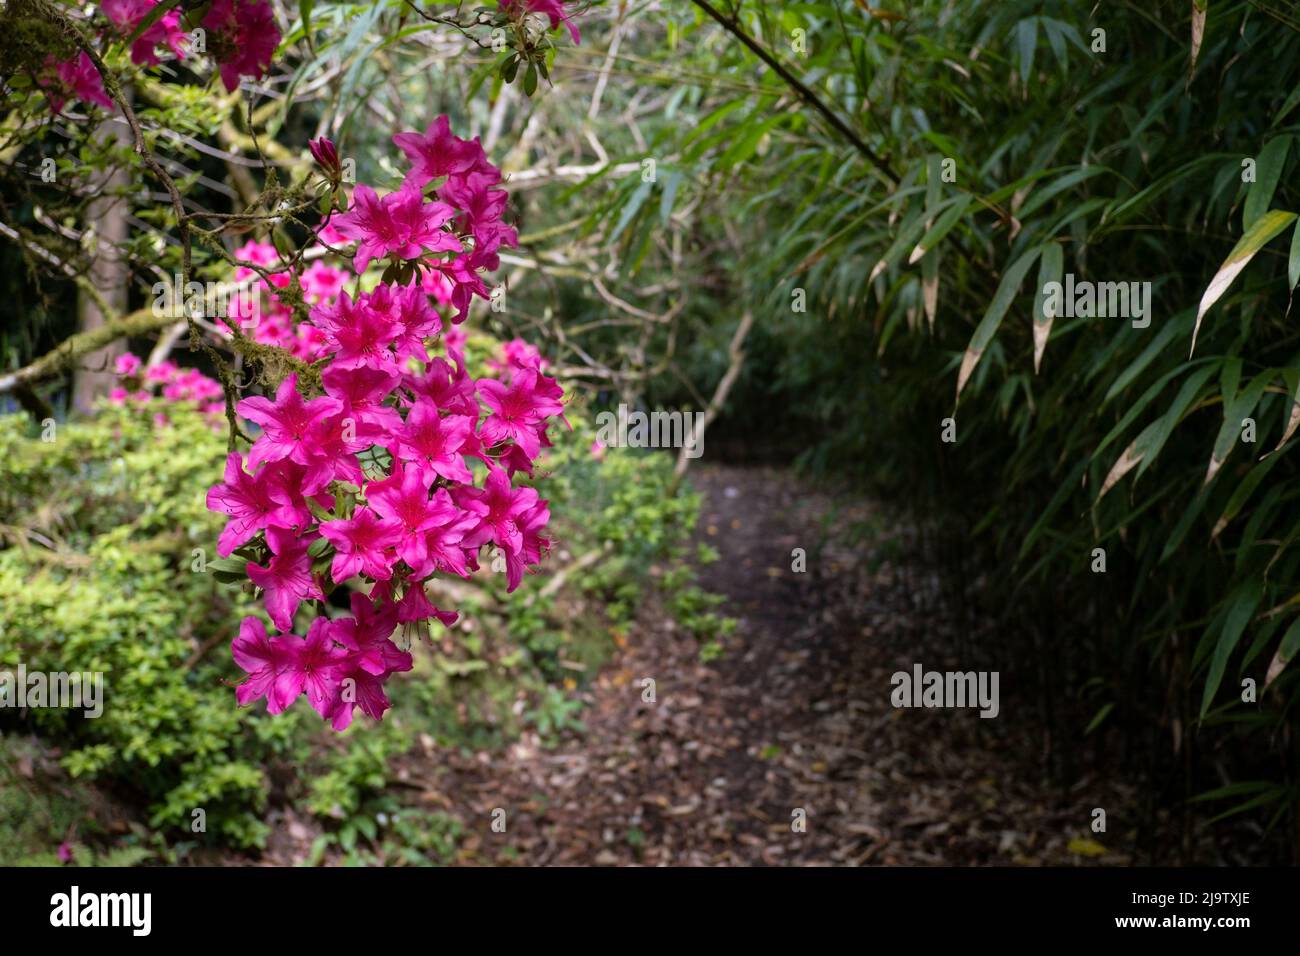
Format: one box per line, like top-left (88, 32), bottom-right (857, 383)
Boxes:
top-left (301, 261), bottom-right (347, 303)
top-left (405, 357), bottom-right (478, 417)
top-left (321, 364), bottom-right (404, 441)
top-left (477, 367), bottom-right (563, 459)
top-left (421, 266), bottom-right (455, 305)
top-left (457, 466), bottom-right (539, 557)
top-left (320, 596), bottom-right (413, 730)
top-left (323, 665), bottom-right (397, 731)
top-left (273, 616), bottom-right (347, 717)
top-left (332, 182), bottom-right (461, 273)
top-left (145, 360), bottom-right (178, 384)
top-left (41, 52), bottom-right (113, 114)
top-left (320, 506), bottom-right (403, 583)
top-left (293, 323), bottom-right (331, 362)
top-left (329, 593), bottom-right (405, 676)
top-left (444, 327), bottom-right (468, 360)
top-left (389, 282), bottom-right (442, 362)
top-left (390, 578), bottom-right (458, 627)
top-left (366, 464), bottom-right (457, 572)
top-left (504, 499), bottom-right (550, 592)
top-left (246, 527), bottom-right (324, 632)
top-left (207, 452), bottom-right (281, 556)
top-left (439, 170), bottom-right (517, 255)
top-left (392, 116), bottom-right (488, 190)
top-left (300, 413), bottom-right (369, 494)
top-left (231, 616), bottom-right (288, 712)
top-left (315, 222), bottom-right (351, 249)
top-left (233, 239), bottom-right (281, 267)
top-left (422, 493), bottom-right (480, 578)
top-left (422, 252), bottom-right (492, 323)
top-left (395, 399), bottom-right (475, 485)
top-left (114, 352), bottom-right (143, 377)
top-left (202, 0), bottom-right (281, 93)
top-left (102, 0), bottom-right (187, 66)
top-left (236, 373), bottom-right (343, 468)
top-left (254, 460), bottom-right (334, 531)
top-left (310, 289), bottom-right (401, 372)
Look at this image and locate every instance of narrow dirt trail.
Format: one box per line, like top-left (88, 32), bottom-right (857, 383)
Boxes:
top-left (425, 464), bottom-right (1128, 865)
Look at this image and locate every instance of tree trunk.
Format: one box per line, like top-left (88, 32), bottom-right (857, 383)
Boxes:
top-left (72, 113), bottom-right (131, 414)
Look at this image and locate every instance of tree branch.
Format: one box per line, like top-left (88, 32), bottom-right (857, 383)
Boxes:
top-left (689, 0), bottom-right (898, 185)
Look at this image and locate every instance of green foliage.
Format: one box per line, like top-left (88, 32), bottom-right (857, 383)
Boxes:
top-left (0, 403), bottom-right (308, 847)
top-left (552, 0), bottom-right (1300, 841)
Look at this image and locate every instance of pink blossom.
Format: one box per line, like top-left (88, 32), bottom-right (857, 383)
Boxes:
top-left (300, 414), bottom-right (368, 494)
top-left (202, 0), bottom-right (281, 93)
top-left (211, 119), bottom-right (566, 732)
top-left (231, 616), bottom-right (288, 712)
top-left (395, 399), bottom-right (475, 485)
top-left (405, 356), bottom-right (478, 417)
top-left (315, 222), bottom-right (351, 249)
top-left (439, 170), bottom-right (517, 255)
top-left (321, 364), bottom-right (404, 440)
top-left (321, 595), bottom-right (413, 730)
top-left (392, 116), bottom-right (489, 190)
top-left (301, 261), bottom-right (348, 302)
top-left (389, 282), bottom-right (442, 362)
top-left (421, 491), bottom-right (480, 578)
top-left (114, 352), bottom-right (143, 377)
top-left (103, 0), bottom-right (188, 66)
top-left (236, 373), bottom-right (344, 468)
top-left (390, 578), bottom-right (458, 627)
top-left (457, 466), bottom-right (539, 558)
top-left (273, 616), bottom-right (347, 717)
top-left (207, 452), bottom-right (281, 556)
top-left (41, 52), bottom-right (113, 114)
top-left (246, 527), bottom-right (324, 632)
top-left (329, 592), bottom-right (405, 677)
top-left (310, 290), bottom-right (400, 372)
top-left (504, 499), bottom-right (550, 591)
top-left (477, 367), bottom-right (564, 459)
top-left (366, 464), bottom-right (457, 573)
top-left (320, 506), bottom-right (403, 583)
top-left (332, 182), bottom-right (461, 273)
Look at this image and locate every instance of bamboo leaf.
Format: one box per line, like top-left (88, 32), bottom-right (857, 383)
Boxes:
top-left (1191, 209), bottom-right (1297, 356)
top-left (1033, 241), bottom-right (1063, 373)
top-left (956, 246), bottom-right (1042, 400)
top-left (1243, 135), bottom-right (1290, 230)
top-left (1264, 616), bottom-right (1300, 689)
top-left (1200, 582), bottom-right (1262, 718)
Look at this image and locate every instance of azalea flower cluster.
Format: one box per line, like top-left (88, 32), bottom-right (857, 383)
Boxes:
top-left (208, 122), bottom-right (564, 730)
top-left (36, 0), bottom-right (279, 114)
top-left (110, 352), bottom-right (225, 425)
